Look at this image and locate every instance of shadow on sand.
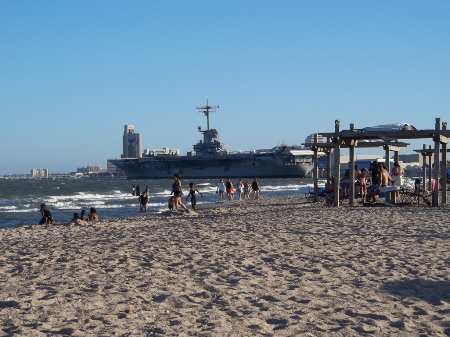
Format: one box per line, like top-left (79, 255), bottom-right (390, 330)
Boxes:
top-left (381, 279), bottom-right (450, 306)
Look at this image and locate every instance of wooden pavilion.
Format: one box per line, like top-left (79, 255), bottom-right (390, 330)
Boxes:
top-left (304, 118), bottom-right (449, 207)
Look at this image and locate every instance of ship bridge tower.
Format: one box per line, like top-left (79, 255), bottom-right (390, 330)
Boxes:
top-left (193, 100), bottom-right (226, 154)
top-left (196, 99), bottom-right (219, 131)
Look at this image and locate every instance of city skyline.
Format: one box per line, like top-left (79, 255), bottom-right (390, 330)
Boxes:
top-left (1, 1), bottom-right (449, 174)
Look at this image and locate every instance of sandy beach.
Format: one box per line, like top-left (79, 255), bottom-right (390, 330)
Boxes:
top-left (1, 195), bottom-right (449, 336)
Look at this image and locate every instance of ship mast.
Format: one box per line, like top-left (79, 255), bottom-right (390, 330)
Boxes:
top-left (196, 99), bottom-right (219, 131)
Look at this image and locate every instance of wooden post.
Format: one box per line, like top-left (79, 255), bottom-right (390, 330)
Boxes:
top-left (394, 150), bottom-right (399, 165)
top-left (392, 150), bottom-right (399, 204)
top-left (384, 145), bottom-right (391, 203)
top-left (442, 122), bottom-right (448, 204)
top-left (349, 142), bottom-right (355, 205)
top-left (422, 144), bottom-right (427, 191)
top-left (326, 147), bottom-right (332, 183)
top-left (313, 134), bottom-right (319, 202)
top-left (334, 120), bottom-right (341, 206)
top-left (433, 118), bottom-right (441, 206)
top-left (428, 146), bottom-right (433, 191)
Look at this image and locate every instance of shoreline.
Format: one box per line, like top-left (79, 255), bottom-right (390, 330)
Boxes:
top-left (1, 195), bottom-right (449, 335)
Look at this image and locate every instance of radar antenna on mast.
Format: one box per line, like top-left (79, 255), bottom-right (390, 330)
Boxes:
top-left (196, 99), bottom-right (219, 131)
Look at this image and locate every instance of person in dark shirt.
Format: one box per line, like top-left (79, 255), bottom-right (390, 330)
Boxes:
top-left (136, 185), bottom-right (141, 197)
top-left (39, 203), bottom-right (53, 224)
top-left (186, 183), bottom-right (202, 211)
top-left (252, 178), bottom-right (260, 199)
top-left (71, 212), bottom-right (80, 222)
top-left (140, 191), bottom-right (149, 212)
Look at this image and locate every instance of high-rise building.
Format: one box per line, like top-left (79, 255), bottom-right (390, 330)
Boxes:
top-left (122, 125), bottom-right (142, 158)
top-left (31, 168), bottom-right (49, 178)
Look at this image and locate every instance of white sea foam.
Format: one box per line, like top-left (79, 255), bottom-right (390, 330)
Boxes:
top-left (0, 177), bottom-right (316, 228)
top-left (0, 206), bottom-right (16, 210)
top-left (2, 208), bottom-right (36, 213)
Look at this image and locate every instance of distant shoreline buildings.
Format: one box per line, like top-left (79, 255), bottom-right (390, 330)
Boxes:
top-left (31, 168), bottom-right (49, 178)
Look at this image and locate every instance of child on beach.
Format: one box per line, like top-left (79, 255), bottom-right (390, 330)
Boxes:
top-left (168, 196), bottom-right (175, 211)
top-left (357, 168), bottom-right (369, 200)
top-left (71, 212), bottom-right (80, 222)
top-left (244, 180), bottom-right (251, 200)
top-left (80, 209), bottom-right (89, 221)
top-left (89, 207), bottom-right (99, 221)
top-left (39, 203), bottom-right (53, 224)
top-left (186, 183), bottom-right (202, 211)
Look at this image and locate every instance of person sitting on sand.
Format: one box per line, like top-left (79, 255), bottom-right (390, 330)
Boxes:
top-left (89, 207), bottom-right (99, 221)
top-left (71, 212), bottom-right (80, 222)
top-left (80, 209), bottom-right (89, 221)
top-left (39, 203), bottom-right (53, 225)
top-left (366, 163), bottom-right (394, 203)
top-left (186, 182), bottom-right (202, 211)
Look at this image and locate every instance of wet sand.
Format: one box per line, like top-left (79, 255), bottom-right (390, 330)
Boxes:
top-left (1, 195), bottom-right (449, 336)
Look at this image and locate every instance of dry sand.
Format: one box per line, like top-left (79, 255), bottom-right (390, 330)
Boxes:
top-left (0, 195), bottom-right (449, 336)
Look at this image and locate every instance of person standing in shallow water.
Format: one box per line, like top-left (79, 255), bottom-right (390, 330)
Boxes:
top-left (135, 185), bottom-right (141, 197)
top-left (140, 190), bottom-right (149, 212)
top-left (171, 173), bottom-right (188, 211)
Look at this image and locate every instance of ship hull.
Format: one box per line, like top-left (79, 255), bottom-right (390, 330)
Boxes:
top-left (111, 153), bottom-right (313, 179)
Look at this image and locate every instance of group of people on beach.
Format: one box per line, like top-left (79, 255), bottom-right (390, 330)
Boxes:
top-left (71, 208), bottom-right (99, 222)
top-left (325, 161), bottom-right (405, 204)
top-left (39, 203), bottom-right (99, 225)
top-left (170, 173), bottom-right (206, 212)
top-left (133, 174), bottom-right (262, 213)
top-left (216, 178), bottom-right (260, 202)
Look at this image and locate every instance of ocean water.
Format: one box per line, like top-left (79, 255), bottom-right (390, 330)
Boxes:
top-left (0, 177), bottom-right (322, 228)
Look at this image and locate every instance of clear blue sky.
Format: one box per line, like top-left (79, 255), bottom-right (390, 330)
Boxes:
top-left (1, 1), bottom-right (449, 174)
